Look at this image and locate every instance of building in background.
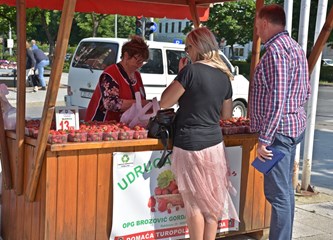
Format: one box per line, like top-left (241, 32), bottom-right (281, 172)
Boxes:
top-left (154, 18), bottom-right (250, 61)
top-left (154, 18), bottom-right (189, 43)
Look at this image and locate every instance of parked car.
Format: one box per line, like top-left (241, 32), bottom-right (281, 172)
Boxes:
top-left (65, 38), bottom-right (249, 117)
top-left (322, 58), bottom-right (333, 67)
top-left (229, 56), bottom-right (246, 62)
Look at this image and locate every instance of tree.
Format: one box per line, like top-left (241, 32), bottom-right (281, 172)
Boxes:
top-left (75, 13), bottom-right (109, 37)
top-left (73, 13), bottom-right (136, 38)
top-left (290, 0), bottom-right (333, 53)
top-left (205, 0), bottom-right (256, 58)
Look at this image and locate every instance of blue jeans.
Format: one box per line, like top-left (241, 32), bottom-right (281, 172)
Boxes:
top-left (264, 132), bottom-right (304, 240)
top-left (36, 59), bottom-right (49, 87)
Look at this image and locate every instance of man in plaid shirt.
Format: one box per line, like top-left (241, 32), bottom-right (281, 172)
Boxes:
top-left (249, 4), bottom-right (311, 240)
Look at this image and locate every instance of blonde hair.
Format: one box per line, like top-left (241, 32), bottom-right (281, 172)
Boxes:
top-left (186, 27), bottom-right (233, 80)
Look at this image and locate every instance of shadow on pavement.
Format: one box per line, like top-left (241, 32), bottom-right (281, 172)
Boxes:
top-left (300, 129), bottom-right (333, 191)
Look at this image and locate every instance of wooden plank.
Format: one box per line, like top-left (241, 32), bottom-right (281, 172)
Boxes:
top-left (0, 104), bottom-right (12, 189)
top-left (31, 147), bottom-right (45, 240)
top-left (25, 0), bottom-right (77, 201)
top-left (264, 200), bottom-right (271, 228)
top-left (238, 139), bottom-right (256, 232)
top-left (15, 195), bottom-right (25, 239)
top-left (249, 138), bottom-right (265, 230)
top-left (56, 150), bottom-right (78, 239)
top-left (248, 0), bottom-right (264, 117)
top-left (189, 0), bottom-right (200, 28)
top-left (22, 145), bottom-right (34, 239)
top-left (77, 149), bottom-right (98, 239)
top-left (9, 190), bottom-right (17, 239)
top-left (49, 138), bottom-right (161, 152)
top-left (251, 170), bottom-right (266, 229)
top-left (7, 137), bottom-right (17, 190)
top-left (96, 149), bottom-right (113, 240)
top-left (23, 197), bottom-right (32, 239)
top-left (45, 151), bottom-right (59, 240)
top-left (1, 187), bottom-right (11, 239)
top-left (38, 151), bottom-right (47, 240)
top-left (15, 0), bottom-right (27, 195)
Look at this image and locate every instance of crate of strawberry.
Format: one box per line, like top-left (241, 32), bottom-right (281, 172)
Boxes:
top-left (220, 117), bottom-right (251, 135)
top-left (118, 123), bottom-right (135, 140)
top-left (102, 124), bottom-right (120, 141)
top-left (67, 129), bottom-right (88, 142)
top-left (132, 125), bottom-right (148, 139)
top-left (48, 130), bottom-right (68, 144)
top-left (86, 129), bottom-right (103, 142)
top-left (26, 119), bottom-right (57, 137)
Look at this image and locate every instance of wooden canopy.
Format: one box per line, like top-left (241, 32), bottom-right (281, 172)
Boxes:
top-left (0, 0), bottom-right (212, 20)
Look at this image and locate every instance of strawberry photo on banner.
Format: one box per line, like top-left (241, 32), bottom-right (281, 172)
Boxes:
top-left (110, 146), bottom-right (242, 240)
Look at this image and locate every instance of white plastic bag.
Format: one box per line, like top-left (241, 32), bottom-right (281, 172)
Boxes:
top-left (0, 83), bottom-right (16, 130)
top-left (120, 92), bottom-right (160, 128)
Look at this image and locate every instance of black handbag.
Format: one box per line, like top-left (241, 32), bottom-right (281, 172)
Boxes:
top-left (147, 108), bottom-right (176, 168)
top-left (27, 70), bottom-right (40, 87)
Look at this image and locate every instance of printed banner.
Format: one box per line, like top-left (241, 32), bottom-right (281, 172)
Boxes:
top-left (110, 146), bottom-right (242, 240)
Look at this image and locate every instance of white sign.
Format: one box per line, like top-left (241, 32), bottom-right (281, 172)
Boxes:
top-left (110, 146), bottom-right (242, 240)
top-left (7, 39), bottom-right (14, 48)
top-left (55, 106), bottom-right (79, 130)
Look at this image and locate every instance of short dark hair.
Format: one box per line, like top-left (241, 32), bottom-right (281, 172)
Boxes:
top-left (258, 4), bottom-right (286, 27)
top-left (121, 35), bottom-right (149, 60)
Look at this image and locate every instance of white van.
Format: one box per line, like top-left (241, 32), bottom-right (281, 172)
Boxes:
top-left (65, 38), bottom-right (249, 117)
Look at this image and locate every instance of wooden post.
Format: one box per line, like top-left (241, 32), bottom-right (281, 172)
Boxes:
top-left (247, 0), bottom-right (264, 117)
top-left (25, 0), bottom-right (77, 201)
top-left (308, 5), bottom-right (333, 74)
top-left (189, 0), bottom-right (201, 28)
top-left (15, 0), bottom-right (27, 195)
top-left (0, 102), bottom-right (12, 189)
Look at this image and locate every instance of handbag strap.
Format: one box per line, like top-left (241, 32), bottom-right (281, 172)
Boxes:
top-left (117, 63), bottom-right (136, 99)
top-left (156, 128), bottom-right (172, 168)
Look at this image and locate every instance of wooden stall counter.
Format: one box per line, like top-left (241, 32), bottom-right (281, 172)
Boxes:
top-left (1, 132), bottom-right (270, 240)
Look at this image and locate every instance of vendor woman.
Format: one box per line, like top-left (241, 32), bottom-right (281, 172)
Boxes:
top-left (85, 35), bottom-right (151, 122)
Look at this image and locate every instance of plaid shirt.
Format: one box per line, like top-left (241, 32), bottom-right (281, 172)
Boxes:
top-left (249, 31), bottom-right (311, 146)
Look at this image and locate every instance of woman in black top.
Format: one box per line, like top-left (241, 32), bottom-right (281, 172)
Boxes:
top-left (160, 27), bottom-right (239, 240)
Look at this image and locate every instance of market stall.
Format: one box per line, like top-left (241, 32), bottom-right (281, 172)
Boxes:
top-left (2, 130), bottom-right (270, 240)
top-left (1, 0), bottom-right (333, 239)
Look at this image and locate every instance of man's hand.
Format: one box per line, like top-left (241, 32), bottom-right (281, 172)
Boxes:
top-left (257, 142), bottom-right (273, 162)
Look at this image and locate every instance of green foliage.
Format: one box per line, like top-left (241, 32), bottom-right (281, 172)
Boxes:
top-left (62, 61), bottom-right (70, 73)
top-left (206, 1), bottom-right (256, 51)
top-left (290, 1), bottom-right (333, 55)
top-left (0, 5), bottom-right (16, 38)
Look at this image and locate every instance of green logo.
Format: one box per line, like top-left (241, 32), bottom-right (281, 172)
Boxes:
top-left (122, 154), bottom-right (130, 163)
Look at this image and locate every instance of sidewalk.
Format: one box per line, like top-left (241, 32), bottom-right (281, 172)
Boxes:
top-left (6, 72), bottom-right (68, 104)
top-left (5, 73), bottom-right (68, 118)
top-left (293, 187), bottom-right (333, 239)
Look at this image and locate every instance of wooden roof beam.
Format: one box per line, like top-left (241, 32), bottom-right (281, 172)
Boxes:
top-left (188, 0), bottom-right (200, 28)
top-left (25, 0), bottom-right (77, 201)
top-left (15, 0), bottom-right (27, 195)
top-left (247, 0), bottom-right (264, 118)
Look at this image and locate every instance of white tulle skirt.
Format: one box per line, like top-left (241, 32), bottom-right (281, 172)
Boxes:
top-left (171, 142), bottom-right (239, 223)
